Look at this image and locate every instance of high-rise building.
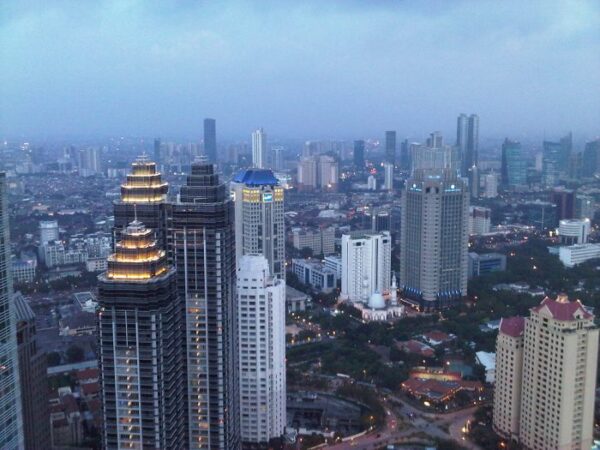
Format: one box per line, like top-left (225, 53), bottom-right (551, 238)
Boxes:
top-left (78, 147), bottom-right (102, 176)
top-left (400, 169), bottom-right (469, 310)
top-left (98, 220), bottom-right (185, 448)
top-left (457, 114), bottom-right (479, 176)
top-left (341, 231), bottom-right (392, 303)
top-left (383, 162), bottom-right (394, 191)
top-left (14, 292), bottom-right (51, 450)
top-left (456, 113), bottom-right (468, 158)
top-left (353, 140), bottom-right (365, 169)
top-left (237, 255), bottom-right (286, 446)
top-left (371, 209), bottom-right (392, 232)
top-left (297, 157), bottom-right (317, 191)
top-left (39, 220), bottom-right (59, 244)
top-left (542, 133), bottom-right (571, 187)
top-left (0, 172), bottom-right (24, 450)
top-left (317, 155), bottom-right (338, 191)
top-left (232, 169), bottom-right (285, 280)
top-left (400, 139), bottom-right (411, 171)
top-left (469, 206), bottom-right (491, 235)
top-left (385, 131), bottom-right (396, 164)
top-left (410, 144), bottom-right (454, 174)
top-left (426, 131), bottom-right (443, 149)
top-left (492, 316), bottom-right (525, 441)
top-left (252, 128), bottom-right (267, 169)
top-left (203, 118), bottom-right (217, 164)
top-left (551, 187), bottom-right (576, 220)
top-left (272, 146), bottom-right (284, 171)
top-left (494, 295), bottom-right (598, 449)
top-left (558, 218), bottom-right (591, 245)
top-left (168, 161), bottom-right (240, 449)
top-left (154, 138), bottom-right (162, 167)
top-left (582, 138), bottom-right (600, 178)
top-left (113, 156), bottom-right (169, 247)
top-left (483, 172), bottom-right (498, 198)
top-left (501, 139), bottom-right (527, 188)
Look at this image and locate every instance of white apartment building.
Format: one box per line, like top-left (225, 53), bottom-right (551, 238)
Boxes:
top-left (493, 295), bottom-right (599, 449)
top-left (291, 227), bottom-right (335, 256)
top-left (341, 231), bottom-right (391, 303)
top-left (484, 172), bottom-right (498, 198)
top-left (558, 218), bottom-right (590, 245)
top-left (384, 162), bottom-right (394, 191)
top-left (558, 243), bottom-right (600, 267)
top-left (252, 128), bottom-right (267, 169)
top-left (39, 220), bottom-right (59, 245)
top-left (237, 255), bottom-right (286, 445)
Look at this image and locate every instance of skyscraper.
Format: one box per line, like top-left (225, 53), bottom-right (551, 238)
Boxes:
top-left (98, 221), bottom-right (185, 449)
top-left (353, 140), bottom-right (365, 169)
top-left (39, 219), bottom-right (59, 244)
top-left (542, 133), bottom-right (572, 187)
top-left (272, 146), bottom-right (284, 171)
top-left (385, 130), bottom-right (396, 164)
top-left (232, 169), bottom-right (285, 280)
top-left (237, 255), bottom-right (286, 446)
top-left (582, 138), bottom-right (600, 178)
top-left (341, 231), bottom-right (392, 303)
top-left (400, 139), bottom-right (411, 171)
top-left (153, 138), bottom-right (162, 167)
top-left (494, 295), bottom-right (598, 449)
top-left (14, 292), bottom-right (51, 450)
top-left (400, 169), bottom-right (469, 310)
top-left (426, 131), bottom-right (443, 149)
top-left (383, 162), bottom-right (394, 191)
top-left (317, 155), bottom-right (339, 191)
top-left (113, 156), bottom-right (169, 247)
top-left (168, 160), bottom-right (240, 449)
top-left (0, 172), bottom-right (24, 450)
top-left (456, 113), bottom-right (468, 157)
top-left (297, 157), bottom-right (317, 191)
top-left (501, 138), bottom-right (527, 188)
top-left (252, 128), bottom-right (267, 169)
top-left (204, 118), bottom-right (217, 164)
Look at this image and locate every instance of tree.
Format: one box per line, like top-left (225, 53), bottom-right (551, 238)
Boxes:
top-left (47, 351), bottom-right (62, 367)
top-left (66, 344), bottom-right (85, 363)
top-left (300, 246), bottom-right (314, 258)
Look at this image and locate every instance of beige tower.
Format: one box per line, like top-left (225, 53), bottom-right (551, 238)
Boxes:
top-left (493, 295), bottom-right (599, 449)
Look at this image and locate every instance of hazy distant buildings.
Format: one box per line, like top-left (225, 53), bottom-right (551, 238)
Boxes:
top-left (493, 295), bottom-right (598, 449)
top-left (272, 146), bottom-right (284, 171)
top-left (582, 138), bottom-right (600, 178)
top-left (40, 220), bottom-right (59, 245)
top-left (551, 187), bottom-right (576, 220)
top-left (297, 155), bottom-right (338, 192)
top-left (232, 169), bottom-right (285, 279)
top-left (204, 118), bottom-right (217, 163)
top-left (297, 157), bottom-right (317, 191)
top-left (542, 133), bottom-right (572, 187)
top-left (291, 226), bottom-right (335, 256)
top-left (252, 128), bottom-right (267, 169)
top-left (385, 130), bottom-right (396, 164)
top-left (341, 231), bottom-right (392, 303)
top-left (384, 162), bottom-right (394, 191)
top-left (400, 139), bottom-right (411, 171)
top-left (469, 206), bottom-right (491, 235)
top-left (411, 143), bottom-right (454, 174)
top-left (483, 172), bottom-right (498, 198)
top-left (501, 139), bottom-right (527, 189)
top-left (400, 169), bottom-right (469, 309)
top-left (78, 147), bottom-right (102, 177)
top-left (237, 255), bottom-right (286, 446)
top-left (0, 172), bottom-right (24, 450)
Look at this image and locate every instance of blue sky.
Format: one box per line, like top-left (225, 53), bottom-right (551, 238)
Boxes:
top-left (1, 0), bottom-right (599, 141)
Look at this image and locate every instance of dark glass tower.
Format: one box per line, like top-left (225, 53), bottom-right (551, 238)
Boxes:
top-left (98, 221), bottom-right (185, 449)
top-left (353, 140), bottom-right (365, 169)
top-left (204, 118), bottom-right (217, 164)
top-left (167, 161), bottom-right (240, 449)
top-left (501, 138), bottom-right (527, 188)
top-left (385, 131), bottom-right (396, 165)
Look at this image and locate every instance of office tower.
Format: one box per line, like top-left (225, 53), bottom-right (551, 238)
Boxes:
top-left (426, 131), bottom-right (443, 149)
top-left (341, 231), bottom-right (392, 303)
top-left (410, 144), bottom-right (454, 173)
top-left (582, 138), bottom-right (600, 178)
top-left (399, 139), bottom-right (410, 171)
top-left (0, 173), bottom-right (24, 450)
top-left (237, 255), bottom-right (286, 446)
top-left (501, 139), bottom-right (527, 188)
top-left (385, 131), bottom-right (396, 164)
top-left (456, 113), bottom-right (468, 153)
top-left (168, 160), bottom-right (240, 449)
top-left (400, 169), bottom-right (469, 310)
top-left (367, 174), bottom-right (377, 190)
top-left (371, 209), bottom-right (392, 232)
top-left (492, 316), bottom-right (525, 441)
top-left (317, 155), bottom-right (338, 191)
top-left (204, 118), bottom-right (217, 163)
top-left (154, 138), bottom-right (162, 167)
top-left (78, 147), bottom-right (102, 176)
top-left (384, 162), bottom-right (394, 191)
top-left (272, 146), bottom-right (284, 171)
top-left (14, 293), bottom-right (51, 450)
top-left (39, 220), bottom-right (59, 244)
top-left (353, 140), bottom-right (365, 169)
top-left (232, 169), bottom-right (285, 280)
top-left (551, 187), bottom-right (576, 220)
top-left (252, 128), bottom-right (267, 169)
top-left (575, 194), bottom-right (595, 220)
top-left (494, 295), bottom-right (599, 449)
top-left (568, 151), bottom-right (582, 179)
top-left (558, 218), bottom-right (591, 245)
top-left (297, 157), bottom-right (317, 191)
top-left (303, 141), bottom-right (318, 157)
top-left (98, 220), bottom-right (185, 449)
top-left (542, 140), bottom-right (561, 187)
top-left (483, 172), bottom-right (498, 198)
top-left (113, 156), bottom-right (169, 247)
top-left (469, 206), bottom-right (491, 235)
top-left (465, 114), bottom-right (479, 173)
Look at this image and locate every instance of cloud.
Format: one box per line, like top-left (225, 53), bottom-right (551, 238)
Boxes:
top-left (0, 0), bottom-right (599, 140)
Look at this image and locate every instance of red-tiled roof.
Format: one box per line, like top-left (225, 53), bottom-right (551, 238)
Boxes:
top-left (81, 382), bottom-right (100, 396)
top-left (76, 368), bottom-right (99, 381)
top-left (396, 340), bottom-right (435, 357)
top-left (532, 296), bottom-right (593, 321)
top-left (423, 331), bottom-right (452, 342)
top-left (499, 316), bottom-right (525, 337)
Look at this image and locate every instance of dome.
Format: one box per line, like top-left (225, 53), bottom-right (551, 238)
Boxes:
top-left (368, 291), bottom-right (386, 310)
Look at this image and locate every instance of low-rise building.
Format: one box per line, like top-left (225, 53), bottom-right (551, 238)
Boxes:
top-left (558, 243), bottom-right (600, 267)
top-left (286, 285), bottom-right (310, 313)
top-left (468, 252), bottom-right (507, 278)
top-left (324, 255), bottom-right (342, 279)
top-left (11, 257), bottom-right (37, 283)
top-left (291, 227), bottom-right (335, 256)
top-left (475, 351), bottom-right (496, 383)
top-left (292, 259), bottom-right (337, 293)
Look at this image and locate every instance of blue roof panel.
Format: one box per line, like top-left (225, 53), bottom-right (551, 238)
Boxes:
top-left (233, 169), bottom-right (279, 186)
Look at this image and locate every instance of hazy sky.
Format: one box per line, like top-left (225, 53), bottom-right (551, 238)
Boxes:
top-left (1, 0), bottom-right (599, 141)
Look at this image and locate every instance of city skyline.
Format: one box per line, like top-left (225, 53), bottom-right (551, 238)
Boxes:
top-left (1, 1), bottom-right (599, 139)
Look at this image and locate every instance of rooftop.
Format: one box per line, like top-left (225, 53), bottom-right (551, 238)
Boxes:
top-left (532, 295), bottom-right (593, 321)
top-left (499, 316), bottom-right (525, 337)
top-left (233, 168), bottom-right (279, 186)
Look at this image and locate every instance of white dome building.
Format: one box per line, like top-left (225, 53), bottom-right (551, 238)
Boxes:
top-left (356, 286), bottom-right (404, 322)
